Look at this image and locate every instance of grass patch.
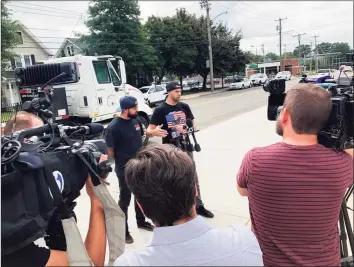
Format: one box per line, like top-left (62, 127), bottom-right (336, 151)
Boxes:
top-left (1, 111), bottom-right (14, 123)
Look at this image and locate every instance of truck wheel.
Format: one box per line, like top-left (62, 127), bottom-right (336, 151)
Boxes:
top-left (138, 116), bottom-right (149, 146)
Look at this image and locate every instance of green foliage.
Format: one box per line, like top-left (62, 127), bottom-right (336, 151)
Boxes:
top-left (265, 52), bottom-right (280, 61)
top-left (293, 44), bottom-right (312, 58)
top-left (145, 8), bottom-right (245, 90)
top-left (82, 0), bottom-right (157, 76)
top-left (1, 0), bottom-right (21, 70)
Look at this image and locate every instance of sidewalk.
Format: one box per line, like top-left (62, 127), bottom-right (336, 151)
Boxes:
top-left (181, 87), bottom-right (229, 100)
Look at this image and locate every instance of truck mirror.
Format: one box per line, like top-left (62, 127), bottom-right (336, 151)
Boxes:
top-left (118, 59), bottom-right (127, 85)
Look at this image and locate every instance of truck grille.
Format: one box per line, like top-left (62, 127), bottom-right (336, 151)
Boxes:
top-left (15, 62), bottom-right (80, 88)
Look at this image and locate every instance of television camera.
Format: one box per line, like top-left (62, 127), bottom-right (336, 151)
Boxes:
top-left (263, 57), bottom-right (354, 265)
top-left (1, 72), bottom-right (113, 256)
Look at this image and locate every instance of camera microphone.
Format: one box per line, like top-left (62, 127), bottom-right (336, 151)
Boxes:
top-left (170, 128), bottom-right (182, 149)
top-left (186, 119), bottom-right (201, 152)
top-left (62, 123), bottom-right (104, 136)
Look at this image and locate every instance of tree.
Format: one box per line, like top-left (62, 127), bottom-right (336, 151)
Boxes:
top-left (330, 42), bottom-right (351, 55)
top-left (193, 16), bottom-right (244, 89)
top-left (293, 44), bottom-right (311, 58)
top-left (316, 42), bottom-right (332, 54)
top-left (144, 16), bottom-right (173, 84)
top-left (1, 0), bottom-right (21, 70)
top-left (168, 9), bottom-right (198, 89)
top-left (265, 52), bottom-right (280, 61)
top-left (82, 0), bottom-right (157, 83)
top-left (281, 52), bottom-right (296, 59)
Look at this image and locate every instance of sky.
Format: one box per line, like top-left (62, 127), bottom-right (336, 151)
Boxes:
top-left (8, 1), bottom-right (354, 57)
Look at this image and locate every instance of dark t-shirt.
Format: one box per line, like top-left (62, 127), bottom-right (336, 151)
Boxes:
top-left (105, 117), bottom-right (142, 174)
top-left (237, 142), bottom-right (353, 266)
top-left (2, 239), bottom-right (50, 267)
top-left (150, 102), bottom-right (194, 144)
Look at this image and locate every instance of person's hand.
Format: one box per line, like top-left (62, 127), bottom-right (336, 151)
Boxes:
top-left (176, 125), bottom-right (184, 134)
top-left (86, 154), bottom-right (108, 205)
top-left (153, 124), bottom-right (168, 137)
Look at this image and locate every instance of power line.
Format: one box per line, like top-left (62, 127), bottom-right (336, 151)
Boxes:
top-left (275, 17), bottom-right (287, 58)
top-left (9, 9), bottom-right (82, 19)
top-left (7, 4), bottom-right (86, 17)
top-left (14, 1), bottom-right (85, 16)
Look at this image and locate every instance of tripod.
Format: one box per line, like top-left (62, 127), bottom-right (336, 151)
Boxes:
top-left (340, 184), bottom-right (354, 266)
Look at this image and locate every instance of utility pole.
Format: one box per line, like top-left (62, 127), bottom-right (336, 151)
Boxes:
top-left (293, 32), bottom-right (306, 58)
top-left (275, 17), bottom-right (287, 58)
top-left (261, 44), bottom-right (264, 61)
top-left (310, 41), bottom-right (313, 73)
top-left (313, 35), bottom-right (320, 72)
top-left (200, 0), bottom-right (214, 91)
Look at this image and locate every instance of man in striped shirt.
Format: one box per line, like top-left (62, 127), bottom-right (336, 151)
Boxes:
top-left (237, 83), bottom-right (353, 266)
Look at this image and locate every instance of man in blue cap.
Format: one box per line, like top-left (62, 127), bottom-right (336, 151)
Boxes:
top-left (105, 96), bottom-right (154, 244)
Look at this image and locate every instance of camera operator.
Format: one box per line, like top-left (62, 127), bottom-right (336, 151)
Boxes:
top-left (2, 111), bottom-right (107, 267)
top-left (237, 83), bottom-right (353, 266)
top-left (146, 81), bottom-right (214, 218)
top-left (114, 144), bottom-right (263, 266)
top-left (105, 96), bottom-right (154, 244)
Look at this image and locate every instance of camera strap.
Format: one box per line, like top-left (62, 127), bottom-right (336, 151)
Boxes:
top-left (43, 159), bottom-right (94, 266)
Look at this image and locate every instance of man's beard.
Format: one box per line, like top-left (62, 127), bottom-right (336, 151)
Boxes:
top-left (276, 119), bottom-right (283, 136)
top-left (128, 112), bottom-right (137, 119)
top-left (172, 95), bottom-right (180, 102)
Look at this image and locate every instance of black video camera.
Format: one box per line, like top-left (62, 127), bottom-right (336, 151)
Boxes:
top-left (1, 74), bottom-right (112, 255)
top-left (263, 78), bottom-right (354, 149)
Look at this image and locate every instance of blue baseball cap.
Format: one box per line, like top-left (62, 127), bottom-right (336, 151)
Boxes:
top-left (119, 96), bottom-right (138, 111)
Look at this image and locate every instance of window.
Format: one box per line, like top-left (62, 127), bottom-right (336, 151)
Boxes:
top-left (155, 86), bottom-right (164, 92)
top-left (93, 61), bottom-right (111, 84)
top-left (14, 56), bottom-right (22, 68)
top-left (107, 61), bottom-right (122, 86)
top-left (16, 32), bottom-right (23, 44)
top-left (67, 47), bottom-right (71, 56)
top-left (24, 55), bottom-right (31, 66)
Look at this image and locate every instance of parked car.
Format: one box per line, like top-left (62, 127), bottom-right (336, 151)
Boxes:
top-left (139, 86), bottom-right (150, 94)
top-left (275, 71), bottom-right (291, 80)
top-left (143, 84), bottom-right (167, 107)
top-left (250, 73), bottom-right (268, 85)
top-left (229, 78), bottom-right (252, 90)
top-left (317, 69), bottom-right (335, 78)
top-left (304, 74), bottom-right (332, 84)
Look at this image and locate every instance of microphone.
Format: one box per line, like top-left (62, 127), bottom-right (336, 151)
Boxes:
top-left (186, 119), bottom-right (201, 152)
top-left (170, 128), bottom-right (182, 149)
top-left (62, 123), bottom-right (104, 136)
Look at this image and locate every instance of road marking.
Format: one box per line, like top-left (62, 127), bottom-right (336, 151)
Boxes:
top-left (193, 93), bottom-right (244, 107)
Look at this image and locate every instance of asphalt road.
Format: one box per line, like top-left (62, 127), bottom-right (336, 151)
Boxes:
top-left (148, 78), bottom-right (300, 144)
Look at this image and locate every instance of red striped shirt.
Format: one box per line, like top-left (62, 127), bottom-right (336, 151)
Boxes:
top-left (237, 142), bottom-right (353, 266)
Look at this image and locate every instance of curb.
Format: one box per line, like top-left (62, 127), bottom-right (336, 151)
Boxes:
top-left (181, 88), bottom-right (229, 100)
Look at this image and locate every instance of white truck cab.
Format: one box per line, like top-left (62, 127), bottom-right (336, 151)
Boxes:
top-left (44, 55), bottom-right (152, 123)
top-left (17, 54), bottom-right (153, 144)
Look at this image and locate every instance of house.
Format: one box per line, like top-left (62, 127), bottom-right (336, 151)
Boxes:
top-left (1, 21), bottom-right (53, 107)
top-left (55, 38), bottom-right (89, 58)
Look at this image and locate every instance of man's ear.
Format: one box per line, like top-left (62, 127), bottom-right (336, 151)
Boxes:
top-left (280, 107), bottom-right (290, 124)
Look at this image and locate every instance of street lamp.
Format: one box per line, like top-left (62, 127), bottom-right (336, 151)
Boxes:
top-left (251, 45), bottom-right (258, 63)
